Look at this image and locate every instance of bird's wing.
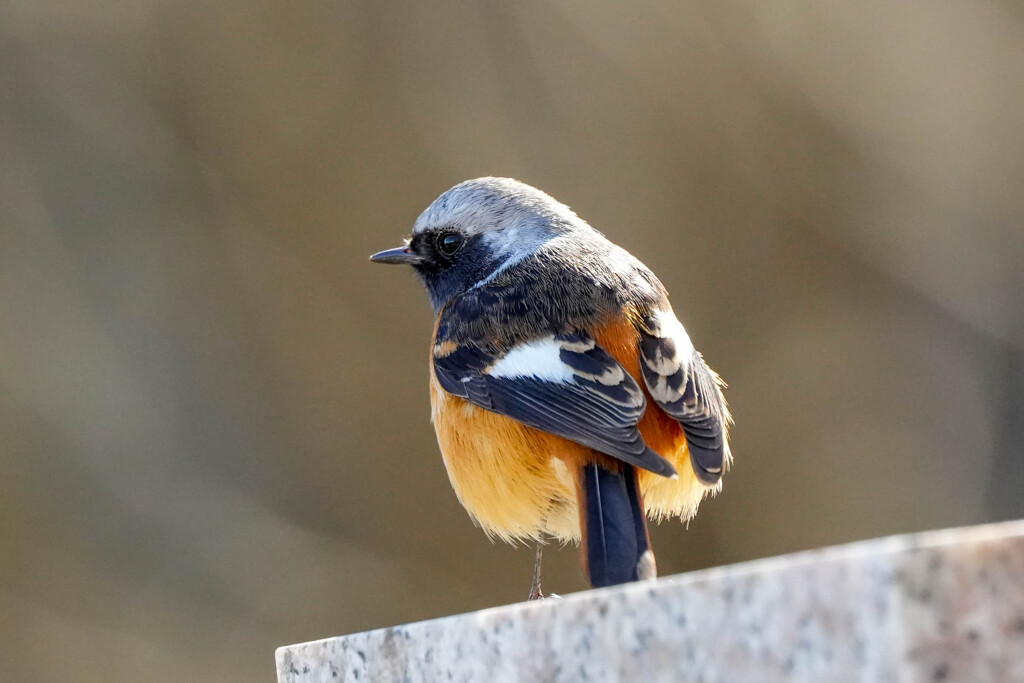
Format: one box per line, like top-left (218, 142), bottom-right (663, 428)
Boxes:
top-left (433, 324), bottom-right (676, 478)
top-left (637, 309), bottom-right (731, 485)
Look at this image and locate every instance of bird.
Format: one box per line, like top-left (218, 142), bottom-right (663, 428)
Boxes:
top-left (370, 177), bottom-right (731, 594)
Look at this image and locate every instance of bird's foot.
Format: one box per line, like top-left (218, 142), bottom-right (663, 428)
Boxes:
top-left (527, 589), bottom-right (562, 601)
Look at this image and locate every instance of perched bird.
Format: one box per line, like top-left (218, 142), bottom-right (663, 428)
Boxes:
top-left (371, 178), bottom-right (731, 592)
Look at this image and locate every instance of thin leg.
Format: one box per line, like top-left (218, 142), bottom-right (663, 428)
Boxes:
top-left (527, 541), bottom-right (544, 601)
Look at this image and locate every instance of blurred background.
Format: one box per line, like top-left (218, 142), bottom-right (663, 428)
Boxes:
top-left (2, 1), bottom-right (1023, 680)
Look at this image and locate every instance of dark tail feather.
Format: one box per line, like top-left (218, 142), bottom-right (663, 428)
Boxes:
top-left (578, 462), bottom-right (657, 588)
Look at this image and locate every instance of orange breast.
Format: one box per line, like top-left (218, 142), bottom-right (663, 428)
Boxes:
top-left (429, 373), bottom-right (586, 542)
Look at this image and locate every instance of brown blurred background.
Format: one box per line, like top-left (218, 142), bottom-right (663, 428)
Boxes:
top-left (2, 1), bottom-right (1023, 680)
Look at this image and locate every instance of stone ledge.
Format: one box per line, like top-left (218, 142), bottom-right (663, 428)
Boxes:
top-left (276, 520), bottom-right (1024, 682)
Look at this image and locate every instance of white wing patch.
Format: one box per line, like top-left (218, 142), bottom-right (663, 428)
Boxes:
top-left (487, 336), bottom-right (574, 382)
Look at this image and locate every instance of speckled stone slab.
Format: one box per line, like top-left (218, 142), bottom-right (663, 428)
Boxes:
top-left (276, 521), bottom-right (1024, 682)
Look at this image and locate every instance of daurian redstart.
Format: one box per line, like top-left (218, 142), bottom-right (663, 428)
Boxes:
top-left (371, 177), bottom-right (731, 592)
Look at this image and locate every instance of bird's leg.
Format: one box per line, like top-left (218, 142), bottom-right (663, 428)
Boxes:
top-left (527, 541), bottom-right (545, 600)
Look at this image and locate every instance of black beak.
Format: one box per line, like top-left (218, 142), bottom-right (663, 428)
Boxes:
top-left (369, 245), bottom-right (422, 265)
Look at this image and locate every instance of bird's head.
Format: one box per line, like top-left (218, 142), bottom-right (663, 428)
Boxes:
top-left (370, 177), bottom-right (584, 310)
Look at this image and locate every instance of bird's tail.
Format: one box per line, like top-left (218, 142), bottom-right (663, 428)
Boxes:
top-left (578, 461), bottom-right (656, 588)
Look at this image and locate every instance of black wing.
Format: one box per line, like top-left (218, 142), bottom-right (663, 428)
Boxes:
top-left (434, 329), bottom-right (676, 478)
top-left (638, 310), bottom-right (731, 485)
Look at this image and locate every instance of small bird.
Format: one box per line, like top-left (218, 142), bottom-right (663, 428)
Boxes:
top-left (371, 178), bottom-right (731, 593)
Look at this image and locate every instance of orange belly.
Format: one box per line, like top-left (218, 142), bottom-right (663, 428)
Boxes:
top-left (430, 317), bottom-right (715, 543)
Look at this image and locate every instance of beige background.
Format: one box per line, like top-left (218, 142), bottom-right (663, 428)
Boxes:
top-left (2, 1), bottom-right (1023, 681)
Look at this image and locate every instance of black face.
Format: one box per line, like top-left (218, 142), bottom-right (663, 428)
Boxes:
top-left (408, 229), bottom-right (502, 311)
top-left (409, 228), bottom-right (466, 267)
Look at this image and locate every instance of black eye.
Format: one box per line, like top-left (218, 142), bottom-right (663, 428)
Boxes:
top-left (436, 232), bottom-right (464, 257)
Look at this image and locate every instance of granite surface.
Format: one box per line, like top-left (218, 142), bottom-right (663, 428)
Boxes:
top-left (276, 521), bottom-right (1024, 682)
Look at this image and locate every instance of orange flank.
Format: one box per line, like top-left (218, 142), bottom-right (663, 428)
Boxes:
top-left (428, 314), bottom-right (715, 544)
top-left (591, 314), bottom-right (712, 525)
